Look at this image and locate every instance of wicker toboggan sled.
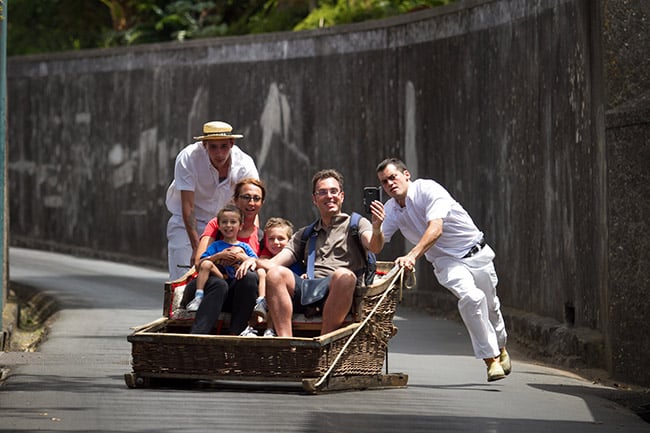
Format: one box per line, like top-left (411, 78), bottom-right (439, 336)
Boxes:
top-left (124, 261), bottom-right (412, 393)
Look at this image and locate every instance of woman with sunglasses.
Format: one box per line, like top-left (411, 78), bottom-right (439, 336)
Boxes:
top-left (182, 177), bottom-right (267, 335)
top-left (193, 178), bottom-right (267, 264)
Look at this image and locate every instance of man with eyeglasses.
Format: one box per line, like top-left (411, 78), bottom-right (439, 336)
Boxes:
top-left (237, 169), bottom-right (385, 337)
top-left (165, 121), bottom-right (259, 281)
top-left (374, 158), bottom-right (510, 382)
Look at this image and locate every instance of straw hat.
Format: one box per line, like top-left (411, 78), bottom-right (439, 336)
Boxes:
top-left (193, 121), bottom-right (243, 140)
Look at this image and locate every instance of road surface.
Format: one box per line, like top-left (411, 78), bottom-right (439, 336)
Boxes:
top-left (1, 247), bottom-right (648, 432)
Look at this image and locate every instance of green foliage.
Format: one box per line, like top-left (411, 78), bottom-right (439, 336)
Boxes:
top-left (102, 0), bottom-right (270, 46)
top-left (7, 0), bottom-right (113, 55)
top-left (247, 0), bottom-right (311, 35)
top-left (295, 0), bottom-right (452, 30)
top-left (104, 1), bottom-right (214, 45)
top-left (6, 0), bottom-right (454, 55)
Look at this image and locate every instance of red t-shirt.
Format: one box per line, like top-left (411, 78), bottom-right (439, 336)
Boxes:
top-left (201, 218), bottom-right (262, 256)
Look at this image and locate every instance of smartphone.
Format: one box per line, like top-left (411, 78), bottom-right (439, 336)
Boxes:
top-left (363, 187), bottom-right (382, 214)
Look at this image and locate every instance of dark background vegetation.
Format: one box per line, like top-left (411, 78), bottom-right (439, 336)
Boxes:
top-left (6, 0), bottom-right (452, 56)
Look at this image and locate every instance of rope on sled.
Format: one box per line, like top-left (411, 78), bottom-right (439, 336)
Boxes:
top-left (312, 266), bottom-right (405, 390)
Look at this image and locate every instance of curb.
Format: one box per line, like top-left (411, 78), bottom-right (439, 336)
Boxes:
top-left (402, 290), bottom-right (605, 371)
top-left (1, 282), bottom-right (60, 353)
top-left (9, 282), bottom-right (61, 333)
top-left (504, 307), bottom-right (605, 370)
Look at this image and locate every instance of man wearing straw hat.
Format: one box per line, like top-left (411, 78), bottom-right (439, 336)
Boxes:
top-left (165, 121), bottom-right (259, 281)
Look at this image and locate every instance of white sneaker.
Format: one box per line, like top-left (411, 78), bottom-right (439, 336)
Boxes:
top-left (239, 325), bottom-right (258, 337)
top-left (186, 296), bottom-right (203, 312)
top-left (253, 298), bottom-right (268, 321)
top-left (263, 328), bottom-right (276, 337)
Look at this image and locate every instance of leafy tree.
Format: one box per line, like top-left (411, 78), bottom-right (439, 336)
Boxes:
top-left (6, 0), bottom-right (453, 55)
top-left (7, 0), bottom-right (112, 55)
top-left (295, 0), bottom-right (452, 30)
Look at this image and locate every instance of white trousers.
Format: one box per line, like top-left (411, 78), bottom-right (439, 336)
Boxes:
top-left (433, 245), bottom-right (507, 359)
top-left (166, 214), bottom-right (207, 281)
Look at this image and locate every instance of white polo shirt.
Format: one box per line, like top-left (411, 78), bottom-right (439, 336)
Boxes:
top-left (165, 142), bottom-right (259, 223)
top-left (382, 178), bottom-right (483, 261)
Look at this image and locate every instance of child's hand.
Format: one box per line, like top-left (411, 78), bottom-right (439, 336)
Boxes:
top-left (218, 247), bottom-right (243, 266)
top-left (235, 257), bottom-right (257, 279)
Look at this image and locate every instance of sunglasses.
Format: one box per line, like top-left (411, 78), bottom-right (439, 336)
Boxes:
top-left (238, 194), bottom-right (263, 203)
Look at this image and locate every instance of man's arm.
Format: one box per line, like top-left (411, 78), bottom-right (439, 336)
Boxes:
top-left (256, 248), bottom-right (295, 270)
top-left (396, 218), bottom-right (442, 270)
top-left (235, 248), bottom-right (296, 279)
top-left (180, 190), bottom-right (200, 267)
top-left (361, 200), bottom-right (385, 254)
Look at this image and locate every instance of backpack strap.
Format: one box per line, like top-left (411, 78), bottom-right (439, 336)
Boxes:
top-left (349, 212), bottom-right (377, 286)
top-left (303, 213), bottom-right (377, 285)
top-left (301, 220), bottom-right (319, 279)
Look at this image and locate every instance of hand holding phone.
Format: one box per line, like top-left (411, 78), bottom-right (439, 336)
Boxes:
top-left (363, 187), bottom-right (381, 214)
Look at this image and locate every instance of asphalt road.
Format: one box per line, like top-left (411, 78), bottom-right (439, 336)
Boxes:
top-left (1, 247), bottom-right (649, 432)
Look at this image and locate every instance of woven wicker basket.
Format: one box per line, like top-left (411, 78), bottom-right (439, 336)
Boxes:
top-left (126, 262), bottom-right (410, 392)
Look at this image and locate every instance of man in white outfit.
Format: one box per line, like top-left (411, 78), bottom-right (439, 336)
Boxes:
top-left (165, 121), bottom-right (259, 281)
top-left (374, 158), bottom-right (510, 382)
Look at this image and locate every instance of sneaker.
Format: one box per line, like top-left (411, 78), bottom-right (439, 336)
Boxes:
top-left (186, 296), bottom-right (202, 312)
top-left (263, 328), bottom-right (276, 337)
top-left (253, 298), bottom-right (268, 321)
top-left (487, 360), bottom-right (506, 382)
top-left (500, 348), bottom-right (512, 375)
top-left (239, 325), bottom-right (258, 337)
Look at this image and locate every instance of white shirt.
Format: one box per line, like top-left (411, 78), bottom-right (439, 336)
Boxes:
top-left (165, 142), bottom-right (259, 223)
top-left (382, 178), bottom-right (483, 261)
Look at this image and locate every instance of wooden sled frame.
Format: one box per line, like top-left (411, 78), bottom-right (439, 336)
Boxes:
top-left (125, 261), bottom-right (413, 393)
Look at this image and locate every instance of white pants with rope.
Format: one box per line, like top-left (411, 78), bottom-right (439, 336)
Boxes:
top-left (433, 244), bottom-right (507, 360)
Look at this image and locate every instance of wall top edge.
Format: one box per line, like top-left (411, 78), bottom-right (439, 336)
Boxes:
top-left (7, 0), bottom-right (572, 77)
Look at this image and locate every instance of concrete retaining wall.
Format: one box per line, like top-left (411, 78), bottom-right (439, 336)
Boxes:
top-left (7, 0), bottom-right (650, 385)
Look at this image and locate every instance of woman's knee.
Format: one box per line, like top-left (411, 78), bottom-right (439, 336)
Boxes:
top-left (204, 275), bottom-right (228, 294)
top-left (238, 270), bottom-right (259, 287)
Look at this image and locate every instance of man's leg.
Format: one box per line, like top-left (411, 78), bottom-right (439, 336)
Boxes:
top-left (433, 257), bottom-right (500, 360)
top-left (468, 245), bottom-right (511, 375)
top-left (266, 267), bottom-right (297, 337)
top-left (190, 276), bottom-right (228, 334)
top-left (321, 269), bottom-right (357, 335)
top-left (167, 215), bottom-right (205, 281)
top-left (469, 245), bottom-right (507, 349)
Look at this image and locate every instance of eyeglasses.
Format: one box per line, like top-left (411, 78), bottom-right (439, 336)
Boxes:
top-left (314, 188), bottom-right (341, 197)
top-left (238, 194), bottom-right (263, 203)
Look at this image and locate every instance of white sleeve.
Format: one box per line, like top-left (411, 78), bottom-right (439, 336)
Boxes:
top-left (174, 145), bottom-right (197, 191)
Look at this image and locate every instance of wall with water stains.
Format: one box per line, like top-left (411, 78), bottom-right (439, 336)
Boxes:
top-left (7, 1), bottom-right (650, 385)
